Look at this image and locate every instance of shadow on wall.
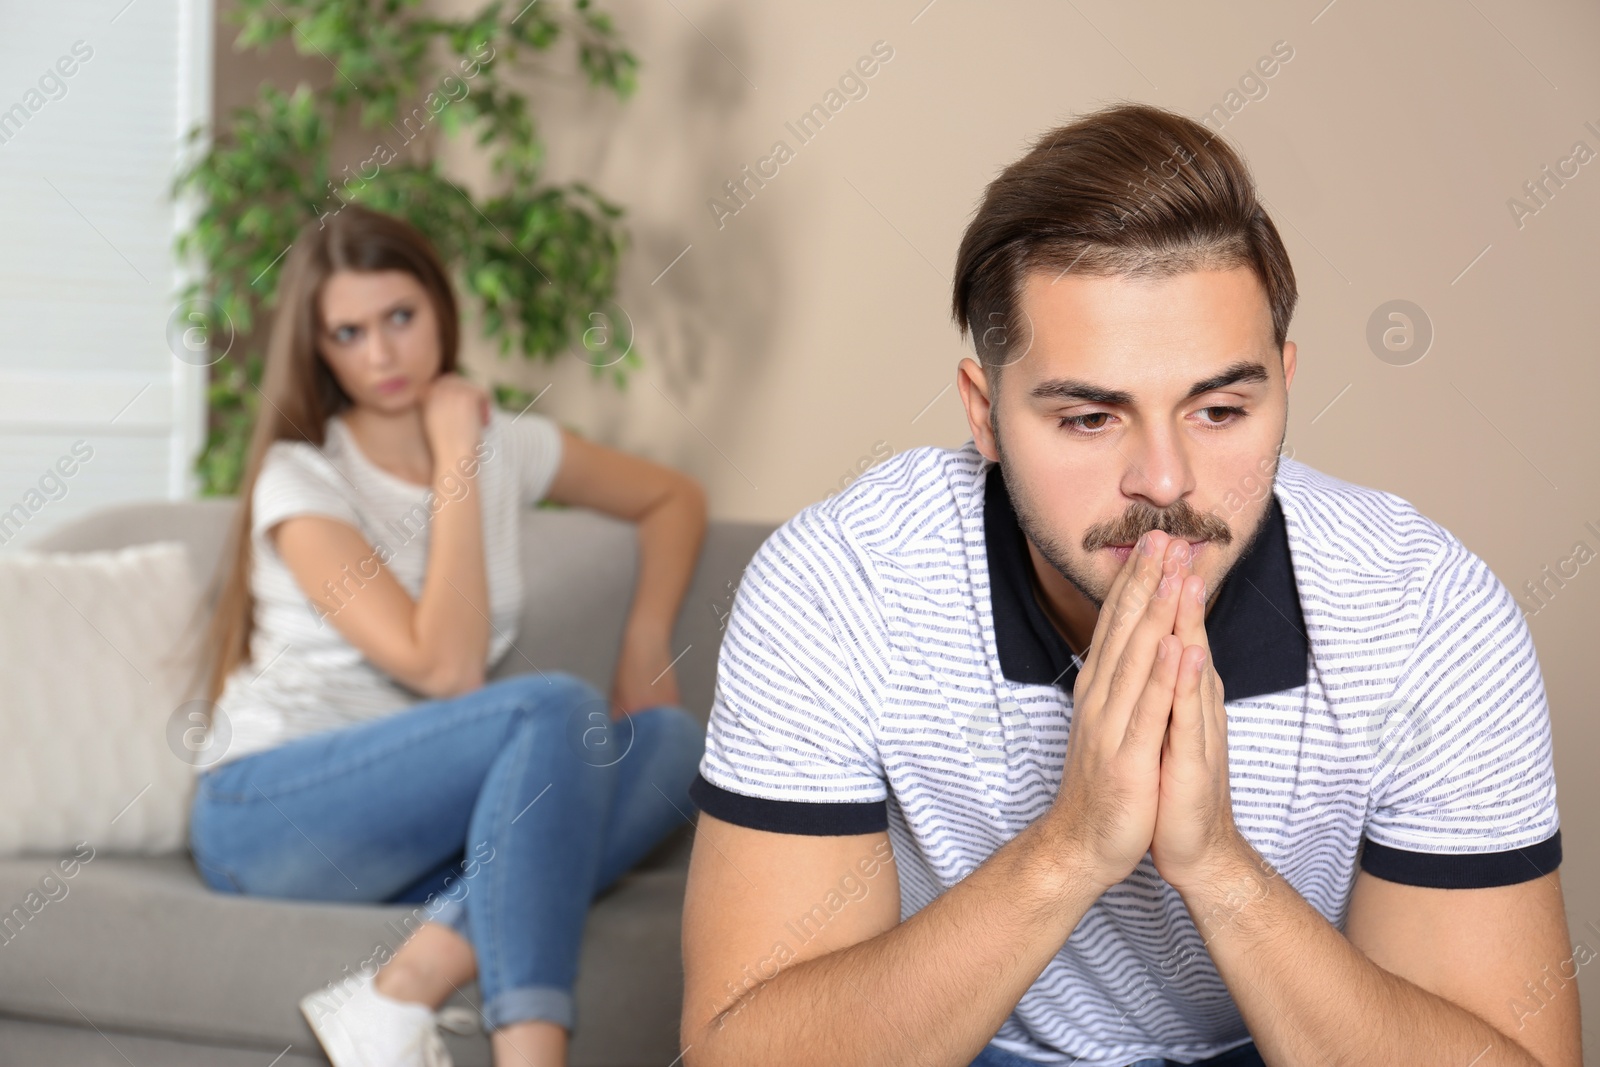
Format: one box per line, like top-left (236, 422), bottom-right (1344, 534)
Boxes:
top-left (564, 3), bottom-right (783, 483)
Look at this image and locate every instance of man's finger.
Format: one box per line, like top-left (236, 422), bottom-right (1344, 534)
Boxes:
top-left (1088, 533), bottom-right (1184, 715)
top-left (1085, 531), bottom-right (1173, 683)
top-left (1078, 529), bottom-right (1154, 683)
top-left (1125, 632), bottom-right (1181, 751)
top-left (1172, 644), bottom-right (1208, 760)
top-left (1171, 549), bottom-right (1210, 657)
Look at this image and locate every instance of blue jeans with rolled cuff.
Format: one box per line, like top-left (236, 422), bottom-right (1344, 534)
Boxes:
top-left (188, 670), bottom-right (706, 1034)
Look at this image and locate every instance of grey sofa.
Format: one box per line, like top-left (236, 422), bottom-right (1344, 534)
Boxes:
top-left (0, 497), bottom-right (777, 1066)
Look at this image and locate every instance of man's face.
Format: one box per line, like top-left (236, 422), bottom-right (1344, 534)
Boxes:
top-left (959, 266), bottom-right (1297, 622)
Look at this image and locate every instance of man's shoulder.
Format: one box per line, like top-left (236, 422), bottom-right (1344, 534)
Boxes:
top-left (814, 439), bottom-right (985, 536)
top-left (740, 440), bottom-right (983, 602)
top-left (782, 439), bottom-right (981, 548)
top-left (1275, 454), bottom-right (1458, 561)
top-left (1273, 456), bottom-right (1501, 630)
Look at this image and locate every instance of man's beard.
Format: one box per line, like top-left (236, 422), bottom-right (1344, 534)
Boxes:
top-left (996, 431), bottom-right (1283, 613)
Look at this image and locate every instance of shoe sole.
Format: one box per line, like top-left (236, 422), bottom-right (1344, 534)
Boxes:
top-left (299, 986), bottom-right (369, 1067)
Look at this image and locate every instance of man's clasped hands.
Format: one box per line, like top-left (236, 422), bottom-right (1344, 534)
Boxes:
top-left (1055, 528), bottom-right (1256, 896)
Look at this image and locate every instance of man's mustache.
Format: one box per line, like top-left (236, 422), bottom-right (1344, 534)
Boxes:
top-left (1088, 501), bottom-right (1233, 550)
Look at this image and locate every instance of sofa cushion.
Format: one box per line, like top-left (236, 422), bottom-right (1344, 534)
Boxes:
top-left (0, 541), bottom-right (203, 855)
top-left (0, 823), bottom-right (695, 1066)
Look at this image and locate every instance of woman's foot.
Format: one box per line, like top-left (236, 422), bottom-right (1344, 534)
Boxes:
top-left (300, 970), bottom-right (454, 1067)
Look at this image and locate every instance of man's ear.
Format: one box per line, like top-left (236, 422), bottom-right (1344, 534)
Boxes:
top-left (956, 357), bottom-right (999, 462)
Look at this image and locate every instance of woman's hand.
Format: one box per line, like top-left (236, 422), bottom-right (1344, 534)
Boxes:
top-left (608, 627), bottom-right (681, 718)
top-left (420, 372), bottom-right (489, 458)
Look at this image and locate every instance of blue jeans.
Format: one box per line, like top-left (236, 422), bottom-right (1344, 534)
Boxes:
top-left (188, 671), bottom-right (706, 1034)
top-left (969, 1037), bottom-right (1264, 1067)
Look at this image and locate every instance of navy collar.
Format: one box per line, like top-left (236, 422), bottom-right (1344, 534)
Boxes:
top-left (984, 462), bottom-right (1309, 699)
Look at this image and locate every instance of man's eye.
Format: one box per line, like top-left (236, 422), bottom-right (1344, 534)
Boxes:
top-left (1199, 406), bottom-right (1247, 427)
top-left (1055, 407), bottom-right (1248, 437)
top-left (1057, 413), bottom-right (1111, 435)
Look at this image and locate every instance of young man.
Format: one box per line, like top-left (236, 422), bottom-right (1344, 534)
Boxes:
top-left (678, 102), bottom-right (1577, 1067)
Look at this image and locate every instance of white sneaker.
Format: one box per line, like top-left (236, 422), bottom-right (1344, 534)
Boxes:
top-left (299, 971), bottom-right (455, 1067)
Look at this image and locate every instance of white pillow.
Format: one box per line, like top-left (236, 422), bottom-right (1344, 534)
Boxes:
top-left (0, 541), bottom-right (205, 855)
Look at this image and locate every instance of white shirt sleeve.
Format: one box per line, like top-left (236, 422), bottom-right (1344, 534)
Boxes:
top-left (1363, 534), bottom-right (1561, 872)
top-left (696, 510), bottom-right (888, 809)
top-left (251, 442), bottom-right (363, 541)
top-left (493, 409), bottom-right (565, 506)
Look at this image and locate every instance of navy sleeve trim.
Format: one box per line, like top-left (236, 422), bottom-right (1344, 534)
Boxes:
top-left (1360, 829), bottom-right (1561, 889)
top-left (688, 772), bottom-right (889, 836)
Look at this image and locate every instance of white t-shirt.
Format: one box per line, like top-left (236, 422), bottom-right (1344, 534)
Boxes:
top-left (205, 406), bottom-right (564, 769)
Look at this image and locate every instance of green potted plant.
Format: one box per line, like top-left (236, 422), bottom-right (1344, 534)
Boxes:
top-left (171, 0), bottom-right (643, 495)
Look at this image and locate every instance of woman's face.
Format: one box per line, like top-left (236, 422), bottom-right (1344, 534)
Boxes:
top-left (316, 269), bottom-right (443, 414)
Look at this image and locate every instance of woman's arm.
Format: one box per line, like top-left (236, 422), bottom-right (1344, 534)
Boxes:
top-left (543, 426), bottom-right (709, 714)
top-left (272, 379), bottom-right (493, 699)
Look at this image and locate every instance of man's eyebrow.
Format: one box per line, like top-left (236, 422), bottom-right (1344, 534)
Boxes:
top-left (1027, 359), bottom-right (1272, 405)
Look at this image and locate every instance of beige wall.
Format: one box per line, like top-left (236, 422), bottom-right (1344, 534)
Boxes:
top-left (220, 0), bottom-right (1599, 1056)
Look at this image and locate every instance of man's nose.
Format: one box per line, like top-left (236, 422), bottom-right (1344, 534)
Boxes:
top-left (1123, 425), bottom-right (1194, 508)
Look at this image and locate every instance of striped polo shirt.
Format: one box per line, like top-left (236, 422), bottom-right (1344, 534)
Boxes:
top-left (689, 439), bottom-right (1562, 1067)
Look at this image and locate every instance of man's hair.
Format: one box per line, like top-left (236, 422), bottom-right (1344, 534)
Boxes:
top-left (951, 101), bottom-right (1298, 394)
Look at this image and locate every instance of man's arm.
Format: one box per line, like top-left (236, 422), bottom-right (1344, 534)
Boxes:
top-left (679, 810), bottom-right (1103, 1067)
top-left (1173, 839), bottom-right (1578, 1067)
top-left (680, 526), bottom-right (1189, 1067)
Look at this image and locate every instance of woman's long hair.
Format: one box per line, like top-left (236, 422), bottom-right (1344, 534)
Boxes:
top-left (194, 204), bottom-right (462, 712)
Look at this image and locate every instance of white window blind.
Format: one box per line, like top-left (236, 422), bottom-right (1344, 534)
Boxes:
top-left (0, 0), bottom-right (213, 550)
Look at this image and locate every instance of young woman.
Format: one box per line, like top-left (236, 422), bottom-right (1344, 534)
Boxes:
top-left (191, 204), bottom-right (708, 1067)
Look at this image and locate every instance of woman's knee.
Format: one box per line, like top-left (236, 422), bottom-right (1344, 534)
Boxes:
top-left (632, 705), bottom-right (706, 778)
top-left (489, 672), bottom-right (629, 774)
top-left (488, 670), bottom-right (607, 727)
